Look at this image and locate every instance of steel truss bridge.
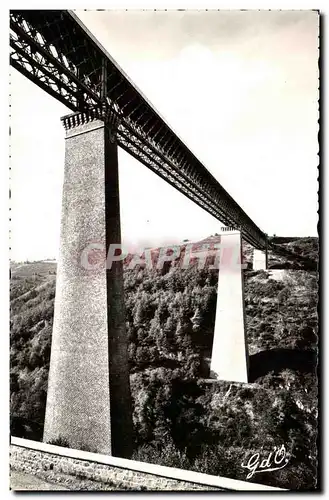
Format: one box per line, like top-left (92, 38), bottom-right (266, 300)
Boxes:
top-left (9, 10), bottom-right (277, 251)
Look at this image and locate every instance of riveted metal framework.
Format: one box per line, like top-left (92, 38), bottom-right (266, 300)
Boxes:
top-left (10, 9), bottom-right (268, 249)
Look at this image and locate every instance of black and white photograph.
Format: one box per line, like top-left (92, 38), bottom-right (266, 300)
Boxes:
top-left (9, 7), bottom-right (319, 492)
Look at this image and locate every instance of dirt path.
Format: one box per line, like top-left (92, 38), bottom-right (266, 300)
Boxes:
top-left (10, 470), bottom-right (69, 491)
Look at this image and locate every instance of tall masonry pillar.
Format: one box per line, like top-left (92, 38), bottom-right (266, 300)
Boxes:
top-left (210, 230), bottom-right (249, 383)
top-left (253, 249), bottom-right (268, 270)
top-left (43, 107), bottom-right (133, 458)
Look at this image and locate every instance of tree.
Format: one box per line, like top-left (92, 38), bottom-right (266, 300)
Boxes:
top-left (191, 307), bottom-right (202, 331)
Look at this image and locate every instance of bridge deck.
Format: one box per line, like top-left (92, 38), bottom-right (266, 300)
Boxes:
top-left (10, 9), bottom-right (267, 249)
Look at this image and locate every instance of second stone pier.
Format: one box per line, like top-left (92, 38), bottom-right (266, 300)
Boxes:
top-left (253, 249), bottom-right (268, 270)
top-left (210, 230), bottom-right (249, 383)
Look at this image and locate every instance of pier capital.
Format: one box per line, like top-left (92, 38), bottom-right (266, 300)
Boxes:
top-left (61, 104), bottom-right (120, 143)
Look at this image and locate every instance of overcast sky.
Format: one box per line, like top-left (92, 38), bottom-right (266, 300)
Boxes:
top-left (10, 9), bottom-right (319, 261)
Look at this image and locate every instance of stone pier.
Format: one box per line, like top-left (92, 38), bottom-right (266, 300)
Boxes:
top-left (43, 108), bottom-right (133, 458)
top-left (253, 249), bottom-right (268, 270)
top-left (210, 230), bottom-right (249, 383)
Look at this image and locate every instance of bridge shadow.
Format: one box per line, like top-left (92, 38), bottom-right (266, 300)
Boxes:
top-left (248, 348), bottom-right (317, 382)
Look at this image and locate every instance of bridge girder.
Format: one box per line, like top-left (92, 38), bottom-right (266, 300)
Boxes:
top-left (10, 9), bottom-right (267, 249)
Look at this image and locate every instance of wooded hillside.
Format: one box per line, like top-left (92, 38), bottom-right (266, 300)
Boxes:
top-left (10, 237), bottom-right (318, 489)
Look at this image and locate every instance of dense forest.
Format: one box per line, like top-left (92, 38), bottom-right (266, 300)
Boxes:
top-left (10, 236), bottom-right (318, 490)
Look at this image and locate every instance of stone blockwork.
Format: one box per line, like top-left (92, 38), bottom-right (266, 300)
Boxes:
top-left (10, 439), bottom-right (285, 491)
top-left (10, 445), bottom-right (219, 491)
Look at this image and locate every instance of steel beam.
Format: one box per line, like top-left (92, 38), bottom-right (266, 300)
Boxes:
top-left (10, 9), bottom-right (268, 249)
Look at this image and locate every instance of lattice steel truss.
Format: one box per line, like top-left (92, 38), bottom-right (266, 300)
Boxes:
top-left (10, 9), bottom-right (268, 249)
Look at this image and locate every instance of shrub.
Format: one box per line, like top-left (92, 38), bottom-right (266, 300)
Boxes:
top-left (47, 436), bottom-right (70, 448)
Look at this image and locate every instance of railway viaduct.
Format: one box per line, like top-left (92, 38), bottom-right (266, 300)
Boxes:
top-left (11, 10), bottom-right (294, 457)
